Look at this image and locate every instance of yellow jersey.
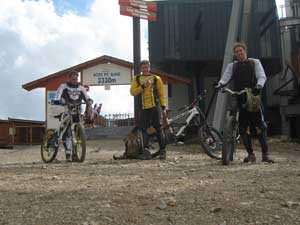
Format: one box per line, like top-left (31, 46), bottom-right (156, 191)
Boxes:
top-left (130, 74), bottom-right (166, 110)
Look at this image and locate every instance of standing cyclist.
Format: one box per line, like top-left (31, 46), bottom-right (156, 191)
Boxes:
top-left (217, 42), bottom-right (274, 163)
top-left (130, 60), bottom-right (167, 160)
top-left (55, 70), bottom-right (92, 161)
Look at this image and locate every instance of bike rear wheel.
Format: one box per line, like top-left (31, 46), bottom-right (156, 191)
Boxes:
top-left (222, 114), bottom-right (237, 165)
top-left (72, 123), bottom-right (86, 162)
top-left (199, 126), bottom-right (223, 160)
top-left (41, 129), bottom-right (59, 163)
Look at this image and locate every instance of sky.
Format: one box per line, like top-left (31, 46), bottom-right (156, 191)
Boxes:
top-left (0, 0), bottom-right (286, 121)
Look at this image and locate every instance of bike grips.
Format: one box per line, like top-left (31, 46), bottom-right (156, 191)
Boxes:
top-left (252, 85), bottom-right (262, 96)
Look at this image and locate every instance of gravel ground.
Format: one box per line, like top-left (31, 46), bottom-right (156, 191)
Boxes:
top-left (0, 137), bottom-right (299, 225)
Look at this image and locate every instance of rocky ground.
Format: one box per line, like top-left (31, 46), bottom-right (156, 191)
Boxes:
top-left (0, 137), bottom-right (299, 225)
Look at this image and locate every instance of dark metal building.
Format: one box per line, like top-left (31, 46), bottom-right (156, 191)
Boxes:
top-left (148, 0), bottom-right (282, 133)
top-left (270, 0), bottom-right (300, 138)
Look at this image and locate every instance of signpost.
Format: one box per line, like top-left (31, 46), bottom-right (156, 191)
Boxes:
top-left (119, 0), bottom-right (157, 12)
top-left (120, 5), bottom-right (157, 21)
top-left (119, 0), bottom-right (157, 124)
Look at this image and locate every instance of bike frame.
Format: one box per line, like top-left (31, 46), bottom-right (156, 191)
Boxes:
top-left (55, 104), bottom-right (83, 148)
top-left (163, 94), bottom-right (223, 160)
top-left (223, 87), bottom-right (246, 127)
top-left (167, 104), bottom-right (200, 138)
top-left (223, 87), bottom-right (248, 146)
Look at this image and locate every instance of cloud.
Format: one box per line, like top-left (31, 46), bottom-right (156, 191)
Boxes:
top-left (0, 0), bottom-right (148, 120)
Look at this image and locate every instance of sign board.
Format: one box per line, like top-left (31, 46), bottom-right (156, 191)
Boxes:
top-left (82, 63), bottom-right (132, 86)
top-left (120, 5), bottom-right (157, 21)
top-left (46, 91), bottom-right (64, 129)
top-left (119, 0), bottom-right (157, 12)
top-left (9, 127), bottom-right (15, 136)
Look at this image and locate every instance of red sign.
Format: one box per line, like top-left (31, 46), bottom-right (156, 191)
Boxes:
top-left (119, 0), bottom-right (157, 12)
top-left (120, 6), bottom-right (157, 21)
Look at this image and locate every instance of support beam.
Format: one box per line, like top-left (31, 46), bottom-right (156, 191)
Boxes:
top-left (212, 0), bottom-right (243, 131)
top-left (30, 125), bottom-right (33, 145)
top-left (133, 17), bottom-right (142, 125)
top-left (240, 0), bottom-right (253, 44)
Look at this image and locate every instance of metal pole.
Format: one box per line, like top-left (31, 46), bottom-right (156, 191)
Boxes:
top-left (133, 17), bottom-right (142, 126)
top-left (212, 0), bottom-right (243, 131)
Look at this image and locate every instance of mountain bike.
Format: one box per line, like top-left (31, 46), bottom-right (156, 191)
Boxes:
top-left (220, 87), bottom-right (247, 165)
top-left (41, 101), bottom-right (87, 163)
top-left (164, 93), bottom-right (223, 160)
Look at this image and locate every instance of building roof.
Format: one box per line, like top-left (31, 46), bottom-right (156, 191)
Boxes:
top-left (22, 55), bottom-right (132, 91)
top-left (22, 55), bottom-right (192, 91)
top-left (8, 118), bottom-right (45, 125)
top-left (151, 68), bottom-right (192, 84)
top-left (0, 118), bottom-right (45, 125)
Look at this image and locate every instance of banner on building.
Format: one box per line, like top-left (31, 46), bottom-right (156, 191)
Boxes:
top-left (82, 63), bottom-right (132, 86)
top-left (46, 91), bottom-right (64, 129)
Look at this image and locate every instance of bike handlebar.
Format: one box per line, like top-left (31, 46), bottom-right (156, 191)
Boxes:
top-left (191, 94), bottom-right (203, 106)
top-left (179, 95), bottom-right (203, 111)
top-left (221, 88), bottom-right (247, 96)
top-left (51, 100), bottom-right (86, 107)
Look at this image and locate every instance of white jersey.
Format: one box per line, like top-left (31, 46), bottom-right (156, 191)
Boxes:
top-left (55, 82), bottom-right (89, 104)
top-left (219, 58), bottom-right (266, 87)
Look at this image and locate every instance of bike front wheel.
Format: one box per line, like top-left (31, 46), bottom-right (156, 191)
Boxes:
top-left (199, 126), bottom-right (223, 160)
top-left (222, 114), bottom-right (237, 165)
top-left (72, 123), bottom-right (86, 162)
top-left (41, 129), bottom-right (59, 163)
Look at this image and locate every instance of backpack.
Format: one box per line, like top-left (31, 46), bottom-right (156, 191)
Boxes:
top-left (244, 88), bottom-right (262, 112)
top-left (113, 126), bottom-right (149, 160)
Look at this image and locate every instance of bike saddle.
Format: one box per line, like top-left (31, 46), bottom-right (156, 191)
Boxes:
top-left (54, 113), bottom-right (63, 121)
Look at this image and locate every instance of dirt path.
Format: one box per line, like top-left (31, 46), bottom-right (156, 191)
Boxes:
top-left (0, 138), bottom-right (300, 225)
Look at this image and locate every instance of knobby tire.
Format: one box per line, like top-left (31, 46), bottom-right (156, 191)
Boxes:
top-left (41, 129), bottom-right (59, 163)
top-left (72, 123), bottom-right (86, 162)
top-left (199, 126), bottom-right (223, 160)
top-left (222, 115), bottom-right (236, 165)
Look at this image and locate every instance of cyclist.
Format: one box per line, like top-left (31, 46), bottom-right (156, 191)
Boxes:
top-left (216, 42), bottom-right (274, 163)
top-left (130, 60), bottom-right (167, 160)
top-left (55, 70), bottom-right (92, 161)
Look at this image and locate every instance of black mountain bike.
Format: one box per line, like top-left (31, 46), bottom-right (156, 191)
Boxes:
top-left (220, 87), bottom-right (247, 165)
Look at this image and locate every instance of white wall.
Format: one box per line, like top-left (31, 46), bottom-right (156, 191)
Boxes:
top-left (46, 91), bottom-right (64, 129)
top-left (168, 84), bottom-right (189, 111)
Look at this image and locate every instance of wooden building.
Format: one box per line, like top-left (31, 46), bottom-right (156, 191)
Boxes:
top-left (22, 55), bottom-right (192, 130)
top-left (0, 118), bottom-right (45, 146)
